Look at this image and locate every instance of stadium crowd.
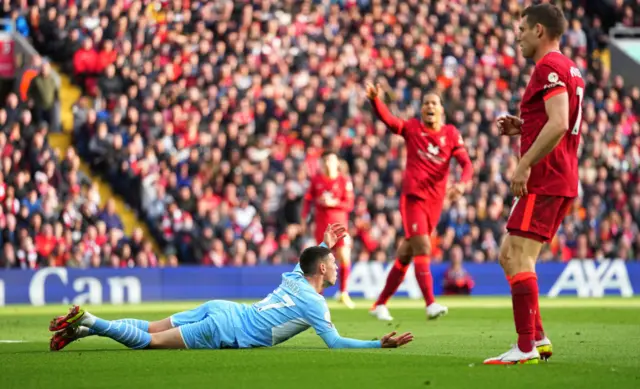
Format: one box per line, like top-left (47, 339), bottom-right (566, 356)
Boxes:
top-left (2, 0), bottom-right (640, 268)
top-left (0, 85), bottom-right (160, 269)
top-left (0, 1), bottom-right (161, 270)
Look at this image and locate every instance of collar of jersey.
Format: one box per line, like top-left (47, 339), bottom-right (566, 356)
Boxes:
top-left (291, 270), bottom-right (324, 296)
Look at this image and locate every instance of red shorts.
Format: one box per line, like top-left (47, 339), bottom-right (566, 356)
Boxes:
top-left (315, 217), bottom-right (351, 248)
top-left (506, 194), bottom-right (575, 243)
top-left (400, 195), bottom-right (440, 239)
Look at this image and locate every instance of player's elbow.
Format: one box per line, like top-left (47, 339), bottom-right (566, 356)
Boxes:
top-left (549, 116), bottom-right (569, 135)
top-left (319, 332), bottom-right (340, 349)
top-left (323, 338), bottom-right (341, 349)
top-left (459, 154), bottom-right (472, 167)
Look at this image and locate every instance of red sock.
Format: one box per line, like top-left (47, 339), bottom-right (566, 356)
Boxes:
top-left (508, 274), bottom-right (544, 340)
top-left (534, 301), bottom-right (545, 341)
top-left (339, 262), bottom-right (350, 293)
top-left (510, 272), bottom-right (538, 353)
top-left (414, 255), bottom-right (435, 306)
top-left (374, 259), bottom-right (408, 306)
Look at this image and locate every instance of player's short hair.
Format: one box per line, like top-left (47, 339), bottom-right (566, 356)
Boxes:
top-left (322, 150), bottom-right (338, 159)
top-left (423, 90), bottom-right (443, 104)
top-left (521, 3), bottom-right (567, 40)
top-left (299, 246), bottom-right (332, 275)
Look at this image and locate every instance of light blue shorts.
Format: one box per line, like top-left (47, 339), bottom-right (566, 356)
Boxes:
top-left (171, 300), bottom-right (239, 349)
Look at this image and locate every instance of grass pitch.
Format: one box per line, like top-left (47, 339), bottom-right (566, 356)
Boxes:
top-left (1, 298), bottom-right (639, 389)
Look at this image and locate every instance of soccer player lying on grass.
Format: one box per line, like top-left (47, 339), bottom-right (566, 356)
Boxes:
top-left (49, 224), bottom-right (413, 351)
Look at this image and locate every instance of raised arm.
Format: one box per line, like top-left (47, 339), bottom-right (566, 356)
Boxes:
top-left (301, 177), bottom-right (315, 222)
top-left (292, 224), bottom-right (345, 273)
top-left (366, 83), bottom-right (405, 135)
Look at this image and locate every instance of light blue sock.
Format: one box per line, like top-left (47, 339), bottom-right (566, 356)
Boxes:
top-left (82, 314), bottom-right (151, 349)
top-left (87, 319), bottom-right (149, 336)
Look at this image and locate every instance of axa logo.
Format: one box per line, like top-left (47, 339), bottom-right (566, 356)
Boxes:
top-left (548, 259), bottom-right (634, 298)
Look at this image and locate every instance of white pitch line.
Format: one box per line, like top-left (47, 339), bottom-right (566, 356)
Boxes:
top-left (0, 340), bottom-right (28, 343)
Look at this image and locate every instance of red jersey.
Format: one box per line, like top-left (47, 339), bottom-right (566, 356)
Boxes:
top-left (520, 51), bottom-right (584, 197)
top-left (302, 174), bottom-right (354, 222)
top-left (372, 98), bottom-right (473, 201)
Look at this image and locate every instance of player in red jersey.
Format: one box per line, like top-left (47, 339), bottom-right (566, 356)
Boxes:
top-left (484, 3), bottom-right (584, 365)
top-left (301, 151), bottom-right (356, 308)
top-left (366, 85), bottom-right (473, 321)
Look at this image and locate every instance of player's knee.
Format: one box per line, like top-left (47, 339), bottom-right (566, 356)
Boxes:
top-left (500, 235), bottom-right (533, 273)
top-left (498, 236), bottom-right (516, 269)
top-left (509, 236), bottom-right (540, 272)
top-left (397, 253), bottom-right (412, 265)
top-left (410, 236), bottom-right (430, 256)
top-left (148, 318), bottom-right (173, 333)
top-left (396, 242), bottom-right (412, 265)
top-left (498, 245), bottom-right (511, 270)
top-left (148, 333), bottom-right (161, 349)
top-left (147, 328), bottom-right (188, 349)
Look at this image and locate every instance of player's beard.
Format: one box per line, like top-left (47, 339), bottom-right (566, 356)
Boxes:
top-left (423, 116), bottom-right (437, 128)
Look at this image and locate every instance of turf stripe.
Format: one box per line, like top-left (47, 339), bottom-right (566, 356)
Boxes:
top-left (1, 297), bottom-right (639, 316)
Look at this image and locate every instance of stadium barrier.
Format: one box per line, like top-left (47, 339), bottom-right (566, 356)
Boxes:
top-left (0, 260), bottom-right (636, 306)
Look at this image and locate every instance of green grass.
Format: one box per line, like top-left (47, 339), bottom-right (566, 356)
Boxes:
top-left (1, 298), bottom-right (639, 389)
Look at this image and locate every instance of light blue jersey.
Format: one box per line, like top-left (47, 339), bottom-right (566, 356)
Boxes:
top-left (172, 256), bottom-right (381, 349)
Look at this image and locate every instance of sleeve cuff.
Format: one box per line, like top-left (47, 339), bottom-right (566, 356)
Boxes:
top-left (543, 87), bottom-right (567, 101)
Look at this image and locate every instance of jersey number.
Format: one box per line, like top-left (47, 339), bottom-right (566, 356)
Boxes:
top-left (509, 196), bottom-right (520, 218)
top-left (571, 86), bottom-right (583, 135)
top-left (255, 288), bottom-right (296, 312)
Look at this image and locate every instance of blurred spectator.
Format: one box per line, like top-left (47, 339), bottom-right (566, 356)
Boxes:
top-left (28, 61), bottom-right (59, 132)
top-left (99, 199), bottom-right (124, 232)
top-left (443, 245), bottom-right (475, 295)
top-left (73, 38), bottom-right (98, 89)
top-left (1, 8), bottom-right (29, 37)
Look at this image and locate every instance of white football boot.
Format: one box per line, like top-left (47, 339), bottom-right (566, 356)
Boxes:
top-left (535, 337), bottom-right (553, 361)
top-left (484, 345), bottom-right (540, 365)
top-left (426, 302), bottom-right (448, 320)
top-left (369, 305), bottom-right (394, 321)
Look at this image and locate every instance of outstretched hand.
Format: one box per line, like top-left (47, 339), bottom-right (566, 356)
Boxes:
top-left (323, 223), bottom-right (348, 249)
top-left (380, 331), bottom-right (414, 348)
top-left (366, 83), bottom-right (383, 100)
